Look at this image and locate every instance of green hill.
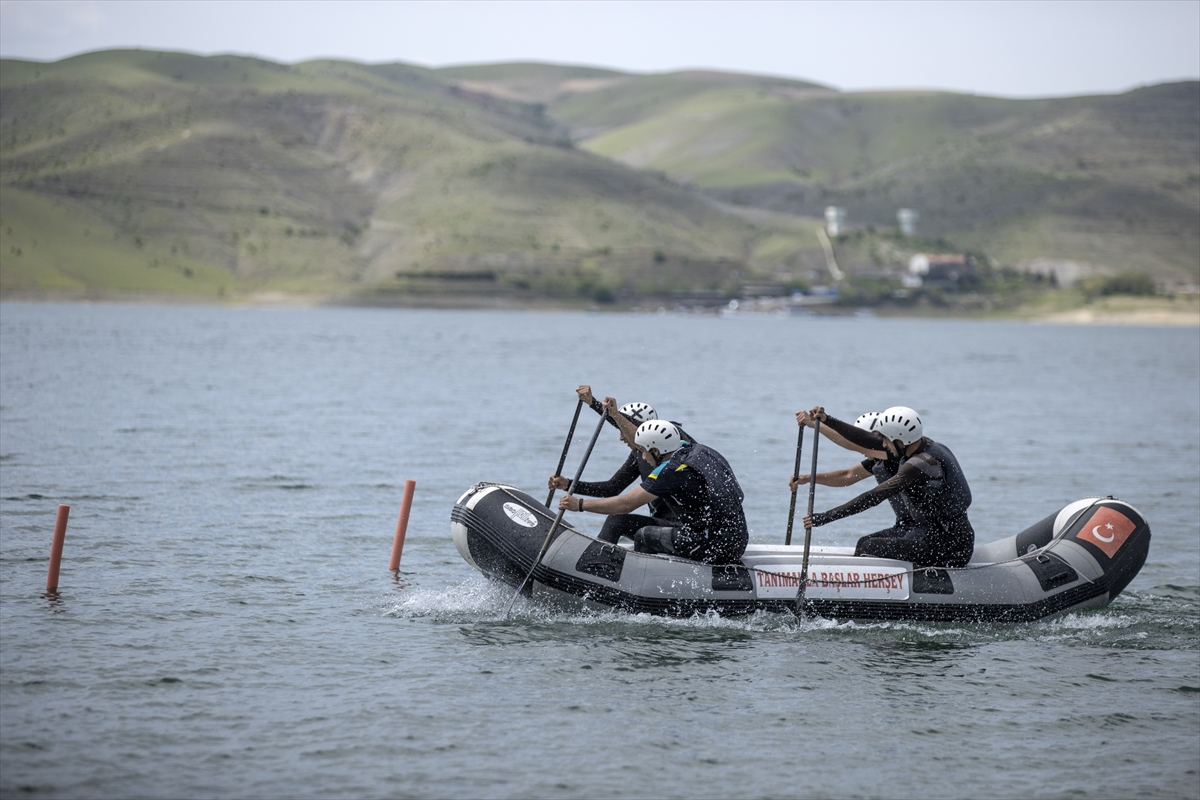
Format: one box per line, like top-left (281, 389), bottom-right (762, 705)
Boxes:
top-left (523, 71), bottom-right (1197, 286)
top-left (455, 63), bottom-right (1199, 286)
top-left (1, 51), bottom-right (1196, 304)
top-left (2, 50), bottom-right (816, 303)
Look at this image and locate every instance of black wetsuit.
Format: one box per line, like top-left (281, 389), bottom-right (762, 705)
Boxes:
top-left (811, 417), bottom-right (975, 568)
top-left (861, 456), bottom-right (914, 525)
top-left (574, 397), bottom-right (694, 540)
top-left (576, 451), bottom-right (674, 538)
top-left (623, 441), bottom-right (748, 564)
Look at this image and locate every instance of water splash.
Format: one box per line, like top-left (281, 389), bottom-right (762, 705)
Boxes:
top-left (381, 578), bottom-right (1200, 651)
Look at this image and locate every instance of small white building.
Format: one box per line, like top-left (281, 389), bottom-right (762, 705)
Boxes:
top-left (908, 253), bottom-right (974, 288)
top-left (824, 206), bottom-right (846, 237)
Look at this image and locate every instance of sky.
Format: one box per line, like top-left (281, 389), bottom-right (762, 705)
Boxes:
top-left (0, 0), bottom-right (1197, 98)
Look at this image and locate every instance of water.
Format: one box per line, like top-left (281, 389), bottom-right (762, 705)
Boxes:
top-left (1, 303), bottom-right (1197, 799)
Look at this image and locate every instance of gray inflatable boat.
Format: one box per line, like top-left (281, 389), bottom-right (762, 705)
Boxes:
top-left (451, 483), bottom-right (1150, 621)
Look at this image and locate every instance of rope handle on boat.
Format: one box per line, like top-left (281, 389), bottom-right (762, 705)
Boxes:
top-left (467, 484), bottom-right (1109, 589)
top-left (475, 488), bottom-right (977, 592)
top-left (745, 496), bottom-right (1111, 589)
top-left (474, 483), bottom-right (565, 524)
top-left (1035, 496), bottom-right (1109, 586)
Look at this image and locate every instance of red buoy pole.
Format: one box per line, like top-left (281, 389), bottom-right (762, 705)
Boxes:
top-left (389, 480), bottom-right (416, 571)
top-left (46, 504), bottom-right (70, 594)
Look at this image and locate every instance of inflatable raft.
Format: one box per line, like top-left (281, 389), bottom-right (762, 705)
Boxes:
top-left (451, 483), bottom-right (1151, 621)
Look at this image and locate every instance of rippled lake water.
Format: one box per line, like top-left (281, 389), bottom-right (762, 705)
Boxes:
top-left (1, 303), bottom-right (1197, 799)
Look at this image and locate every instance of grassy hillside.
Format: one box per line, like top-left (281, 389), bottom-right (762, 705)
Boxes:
top-left (0, 185), bottom-right (230, 295)
top-left (2, 52), bottom-right (1195, 305)
top-left (2, 50), bottom-right (822, 302)
top-left (457, 68), bottom-right (1196, 287)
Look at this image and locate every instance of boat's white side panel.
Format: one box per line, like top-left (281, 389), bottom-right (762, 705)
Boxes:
top-left (451, 484), bottom-right (508, 569)
top-left (450, 519), bottom-right (478, 569)
top-left (1048, 539), bottom-right (1105, 582)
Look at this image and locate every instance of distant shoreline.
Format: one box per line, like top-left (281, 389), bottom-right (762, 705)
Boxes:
top-left (1025, 308), bottom-right (1200, 327)
top-left (2, 290), bottom-right (1197, 327)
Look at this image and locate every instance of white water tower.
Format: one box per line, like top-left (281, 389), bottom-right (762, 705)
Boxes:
top-left (824, 206), bottom-right (846, 237)
top-left (897, 208), bottom-right (919, 236)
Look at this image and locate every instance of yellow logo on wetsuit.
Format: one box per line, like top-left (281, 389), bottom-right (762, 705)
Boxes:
top-left (647, 460), bottom-right (689, 480)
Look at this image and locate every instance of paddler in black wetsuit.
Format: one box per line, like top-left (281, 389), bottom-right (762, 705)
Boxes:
top-left (559, 420), bottom-right (748, 564)
top-left (547, 387), bottom-right (696, 544)
top-left (801, 406), bottom-right (975, 568)
top-left (789, 411), bottom-right (916, 531)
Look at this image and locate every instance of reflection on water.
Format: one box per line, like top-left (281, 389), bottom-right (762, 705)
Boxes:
top-left (40, 591), bottom-right (67, 613)
top-left (858, 640), bottom-right (975, 679)
top-left (459, 616), bottom-right (757, 667)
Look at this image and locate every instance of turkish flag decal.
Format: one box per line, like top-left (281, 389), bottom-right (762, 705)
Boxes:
top-left (1074, 507), bottom-right (1136, 558)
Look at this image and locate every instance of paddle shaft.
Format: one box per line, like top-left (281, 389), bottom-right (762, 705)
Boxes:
top-left (797, 419), bottom-right (821, 614)
top-left (784, 424), bottom-right (805, 546)
top-left (545, 399), bottom-right (584, 507)
top-left (505, 410), bottom-right (608, 617)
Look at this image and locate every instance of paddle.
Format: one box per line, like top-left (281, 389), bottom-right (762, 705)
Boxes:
top-left (796, 418), bottom-right (821, 615)
top-left (545, 399), bottom-right (584, 507)
top-left (504, 408), bottom-right (608, 618)
top-left (784, 423), bottom-right (806, 546)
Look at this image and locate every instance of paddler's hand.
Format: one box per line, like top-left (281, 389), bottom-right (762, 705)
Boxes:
top-left (576, 385), bottom-right (594, 404)
top-left (548, 475), bottom-right (569, 490)
top-left (790, 474), bottom-right (810, 492)
top-left (602, 396), bottom-right (619, 416)
top-left (558, 494), bottom-right (583, 512)
top-left (810, 406), bottom-right (827, 423)
top-left (802, 514), bottom-right (814, 530)
top-left (796, 409), bottom-right (816, 428)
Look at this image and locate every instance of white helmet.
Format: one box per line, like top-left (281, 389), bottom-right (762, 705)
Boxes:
top-left (634, 420), bottom-right (680, 456)
top-left (619, 402), bottom-right (657, 424)
top-left (854, 412), bottom-right (882, 432)
top-left (877, 406), bottom-right (922, 446)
